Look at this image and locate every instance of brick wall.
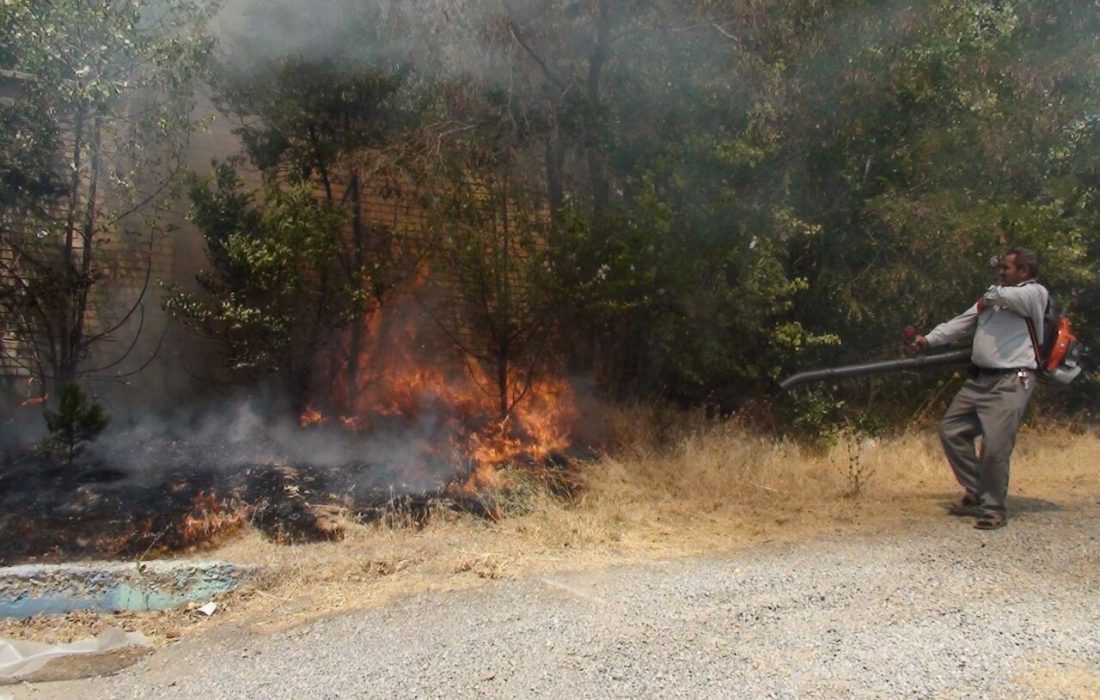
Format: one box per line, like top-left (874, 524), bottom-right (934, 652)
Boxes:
top-left (2, 84), bottom-right (544, 406)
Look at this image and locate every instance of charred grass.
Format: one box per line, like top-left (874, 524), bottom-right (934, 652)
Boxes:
top-left (3, 407), bottom-right (1099, 645)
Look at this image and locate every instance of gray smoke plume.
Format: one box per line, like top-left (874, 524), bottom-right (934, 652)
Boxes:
top-left (84, 387), bottom-right (470, 493)
top-left (213, 0), bottom-right (499, 77)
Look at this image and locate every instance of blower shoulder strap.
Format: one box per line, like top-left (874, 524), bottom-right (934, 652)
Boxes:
top-left (1025, 315), bottom-right (1043, 368)
top-left (1023, 283), bottom-right (1050, 369)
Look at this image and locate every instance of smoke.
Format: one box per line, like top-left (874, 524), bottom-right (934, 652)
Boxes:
top-left (0, 405), bottom-right (46, 455)
top-left (84, 386), bottom-right (469, 493)
top-left (208, 0), bottom-right (743, 93)
top-left (212, 0), bottom-right (500, 79)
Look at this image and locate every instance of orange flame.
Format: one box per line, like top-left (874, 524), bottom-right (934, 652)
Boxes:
top-left (180, 491), bottom-right (247, 547)
top-left (298, 295), bottom-right (576, 492)
top-left (299, 406), bottom-right (324, 426)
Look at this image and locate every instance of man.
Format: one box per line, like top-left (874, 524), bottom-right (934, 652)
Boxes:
top-left (912, 247), bottom-right (1048, 530)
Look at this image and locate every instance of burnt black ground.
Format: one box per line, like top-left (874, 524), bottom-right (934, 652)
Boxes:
top-left (0, 453), bottom-right (502, 565)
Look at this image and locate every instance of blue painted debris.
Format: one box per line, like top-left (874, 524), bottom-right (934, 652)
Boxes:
top-left (0, 560), bottom-right (253, 618)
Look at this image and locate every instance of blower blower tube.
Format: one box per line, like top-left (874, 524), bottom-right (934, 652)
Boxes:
top-left (778, 330), bottom-right (968, 394)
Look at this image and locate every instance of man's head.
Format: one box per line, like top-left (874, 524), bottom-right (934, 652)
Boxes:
top-left (999, 247), bottom-right (1038, 285)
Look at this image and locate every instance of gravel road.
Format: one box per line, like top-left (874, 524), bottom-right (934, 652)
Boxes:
top-left (13, 498), bottom-right (1100, 699)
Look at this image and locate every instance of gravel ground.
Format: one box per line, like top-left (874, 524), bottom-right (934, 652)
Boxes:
top-left (12, 498), bottom-right (1100, 699)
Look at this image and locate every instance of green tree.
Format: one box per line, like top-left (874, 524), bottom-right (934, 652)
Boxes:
top-left (490, 0), bottom-right (837, 404)
top-left (44, 382), bottom-right (110, 465)
top-left (164, 0), bottom-right (1100, 428)
top-left (205, 0), bottom-right (416, 407)
top-left (424, 90), bottom-right (560, 418)
top-left (765, 1), bottom-right (1100, 410)
top-left (0, 0), bottom-right (216, 398)
top-left (165, 166), bottom-right (361, 411)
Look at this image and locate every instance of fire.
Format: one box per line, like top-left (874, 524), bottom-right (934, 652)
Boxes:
top-left (297, 296), bottom-right (577, 493)
top-left (300, 406), bottom-right (324, 426)
top-left (180, 491), bottom-right (248, 547)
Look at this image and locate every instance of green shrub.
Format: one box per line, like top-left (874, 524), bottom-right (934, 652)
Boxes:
top-left (44, 383), bottom-right (110, 465)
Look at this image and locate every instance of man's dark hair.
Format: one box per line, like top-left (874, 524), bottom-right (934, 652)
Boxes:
top-left (1007, 247), bottom-right (1039, 278)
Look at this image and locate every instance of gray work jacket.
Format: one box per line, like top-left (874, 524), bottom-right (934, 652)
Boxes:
top-left (925, 279), bottom-right (1049, 369)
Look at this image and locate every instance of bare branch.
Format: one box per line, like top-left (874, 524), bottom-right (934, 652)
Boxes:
top-left (82, 232), bottom-right (156, 345)
top-left (104, 148), bottom-right (187, 226)
top-left (82, 302), bottom-right (146, 374)
top-left (87, 315), bottom-right (168, 381)
top-left (500, 0), bottom-right (568, 91)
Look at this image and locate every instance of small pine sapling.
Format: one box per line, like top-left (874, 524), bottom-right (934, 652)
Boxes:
top-left (44, 383), bottom-right (110, 465)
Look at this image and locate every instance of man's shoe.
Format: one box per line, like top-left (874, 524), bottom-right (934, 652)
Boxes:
top-left (974, 514), bottom-right (1006, 530)
top-left (948, 492), bottom-right (981, 516)
top-left (948, 503), bottom-right (982, 517)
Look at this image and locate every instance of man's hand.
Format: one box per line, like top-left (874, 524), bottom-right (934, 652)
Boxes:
top-left (903, 327), bottom-right (929, 355)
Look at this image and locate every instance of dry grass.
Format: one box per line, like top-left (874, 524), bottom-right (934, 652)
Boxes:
top-left (4, 407), bottom-right (1099, 646)
top-left (1013, 662), bottom-right (1100, 700)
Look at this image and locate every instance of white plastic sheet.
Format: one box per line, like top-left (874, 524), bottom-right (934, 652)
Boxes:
top-left (0, 628), bottom-right (151, 683)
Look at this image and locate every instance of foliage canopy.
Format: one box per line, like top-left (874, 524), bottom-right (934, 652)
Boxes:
top-left (7, 0), bottom-right (1098, 435)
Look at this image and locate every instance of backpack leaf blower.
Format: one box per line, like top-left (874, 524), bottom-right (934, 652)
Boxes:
top-left (778, 327), bottom-right (971, 392)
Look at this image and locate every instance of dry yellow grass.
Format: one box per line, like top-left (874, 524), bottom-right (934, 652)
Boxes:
top-left (1012, 663), bottom-right (1100, 700)
top-left (4, 410), bottom-right (1099, 646)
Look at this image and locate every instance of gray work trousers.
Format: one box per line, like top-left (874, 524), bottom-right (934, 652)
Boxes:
top-left (939, 371), bottom-right (1035, 518)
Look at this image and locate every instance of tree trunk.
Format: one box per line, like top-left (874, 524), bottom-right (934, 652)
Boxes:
top-left (345, 169), bottom-right (365, 403)
top-left (585, 0), bottom-right (612, 220)
top-left (56, 103), bottom-right (87, 392)
top-left (496, 350), bottom-right (509, 420)
top-left (545, 134), bottom-right (565, 238)
top-left (66, 114), bottom-right (103, 389)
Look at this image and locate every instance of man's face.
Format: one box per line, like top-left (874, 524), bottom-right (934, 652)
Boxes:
top-left (998, 254), bottom-right (1030, 286)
